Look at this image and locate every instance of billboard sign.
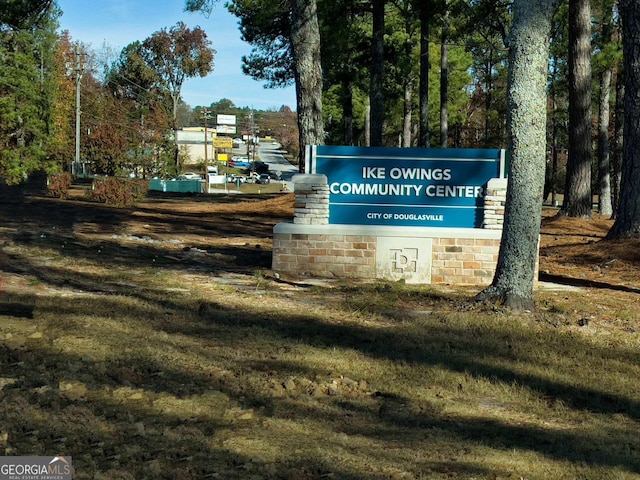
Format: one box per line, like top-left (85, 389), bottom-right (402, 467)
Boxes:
top-left (307, 145), bottom-right (506, 228)
top-left (216, 114), bottom-right (236, 125)
top-left (216, 125), bottom-right (236, 135)
top-left (213, 137), bottom-right (233, 148)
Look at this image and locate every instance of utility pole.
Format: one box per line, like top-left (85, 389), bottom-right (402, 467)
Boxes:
top-left (67, 45), bottom-right (87, 175)
top-left (201, 108), bottom-right (212, 172)
top-left (247, 109), bottom-right (257, 163)
top-left (202, 108), bottom-right (213, 193)
top-left (246, 110), bottom-right (252, 161)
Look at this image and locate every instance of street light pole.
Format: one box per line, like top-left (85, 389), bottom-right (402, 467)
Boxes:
top-left (69, 45), bottom-right (87, 174)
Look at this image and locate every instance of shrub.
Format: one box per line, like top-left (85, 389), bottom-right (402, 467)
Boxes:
top-left (46, 172), bottom-right (73, 199)
top-left (87, 177), bottom-right (149, 207)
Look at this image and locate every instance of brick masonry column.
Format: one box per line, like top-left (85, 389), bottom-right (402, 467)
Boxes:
top-left (292, 174), bottom-right (329, 225)
top-left (483, 178), bottom-right (508, 229)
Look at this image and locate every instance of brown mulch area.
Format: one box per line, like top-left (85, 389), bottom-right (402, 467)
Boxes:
top-left (539, 210), bottom-right (640, 290)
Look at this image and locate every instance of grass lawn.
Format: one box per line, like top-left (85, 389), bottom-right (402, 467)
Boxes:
top-left (0, 189), bottom-right (639, 479)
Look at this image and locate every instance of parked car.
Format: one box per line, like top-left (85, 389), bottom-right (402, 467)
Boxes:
top-left (250, 161), bottom-right (269, 174)
top-left (256, 173), bottom-right (271, 184)
top-left (227, 174), bottom-right (247, 184)
top-left (234, 159), bottom-right (251, 168)
top-left (178, 172), bottom-right (202, 180)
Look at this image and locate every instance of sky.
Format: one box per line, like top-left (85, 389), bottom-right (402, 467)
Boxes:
top-left (55, 0), bottom-right (297, 111)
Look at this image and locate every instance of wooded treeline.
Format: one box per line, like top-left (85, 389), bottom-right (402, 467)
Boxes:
top-left (220, 0), bottom-right (626, 216)
top-left (0, 0), bottom-right (621, 201)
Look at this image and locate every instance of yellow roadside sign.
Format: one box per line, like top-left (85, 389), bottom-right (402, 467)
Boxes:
top-left (214, 137), bottom-right (233, 148)
top-left (218, 153), bottom-right (228, 162)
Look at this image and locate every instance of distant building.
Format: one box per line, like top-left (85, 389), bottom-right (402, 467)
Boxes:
top-left (177, 128), bottom-right (214, 166)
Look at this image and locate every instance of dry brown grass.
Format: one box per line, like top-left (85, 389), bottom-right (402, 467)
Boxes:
top-left (1, 190), bottom-right (640, 480)
top-left (539, 210), bottom-right (640, 288)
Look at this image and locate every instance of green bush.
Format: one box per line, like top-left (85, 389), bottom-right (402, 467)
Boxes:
top-left (87, 177), bottom-right (149, 207)
top-left (46, 172), bottom-right (73, 199)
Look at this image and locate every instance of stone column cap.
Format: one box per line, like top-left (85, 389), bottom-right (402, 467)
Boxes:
top-left (487, 177), bottom-right (508, 190)
top-left (293, 174), bottom-right (328, 185)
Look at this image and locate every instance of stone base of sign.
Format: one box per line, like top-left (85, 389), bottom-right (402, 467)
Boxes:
top-left (272, 223), bottom-right (506, 285)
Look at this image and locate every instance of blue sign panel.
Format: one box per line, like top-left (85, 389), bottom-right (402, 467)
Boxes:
top-left (308, 145), bottom-right (506, 228)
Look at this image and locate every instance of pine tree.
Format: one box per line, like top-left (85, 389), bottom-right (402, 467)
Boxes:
top-left (0, 3), bottom-right (59, 184)
top-left (476, 0), bottom-right (559, 311)
top-left (607, 0), bottom-right (640, 238)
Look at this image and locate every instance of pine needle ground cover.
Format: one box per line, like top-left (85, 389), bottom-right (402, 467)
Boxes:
top-left (1, 189), bottom-right (639, 480)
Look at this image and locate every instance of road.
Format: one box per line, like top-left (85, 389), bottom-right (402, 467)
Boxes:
top-left (257, 142), bottom-right (298, 177)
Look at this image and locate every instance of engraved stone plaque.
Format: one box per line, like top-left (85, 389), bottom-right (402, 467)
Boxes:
top-left (376, 237), bottom-right (432, 283)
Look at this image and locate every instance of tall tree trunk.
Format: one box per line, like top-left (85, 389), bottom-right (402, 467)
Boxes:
top-left (364, 104), bottom-right (371, 146)
top-left (596, 0), bottom-right (615, 216)
top-left (476, 0), bottom-right (558, 312)
top-left (290, 0), bottom-right (324, 171)
top-left (608, 0), bottom-right (640, 238)
top-left (440, 1), bottom-right (449, 148)
top-left (370, 0), bottom-right (385, 146)
top-left (484, 53), bottom-right (493, 147)
top-left (418, 2), bottom-right (430, 148)
top-left (559, 0), bottom-right (592, 218)
top-left (172, 93), bottom-right (180, 171)
top-left (402, 81), bottom-right (412, 147)
top-left (611, 64), bottom-right (624, 219)
top-left (551, 118), bottom-right (559, 206)
top-left (545, 55), bottom-right (560, 205)
top-left (597, 67), bottom-right (613, 215)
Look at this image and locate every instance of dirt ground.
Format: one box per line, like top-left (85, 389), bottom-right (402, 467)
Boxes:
top-left (538, 209), bottom-right (640, 290)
